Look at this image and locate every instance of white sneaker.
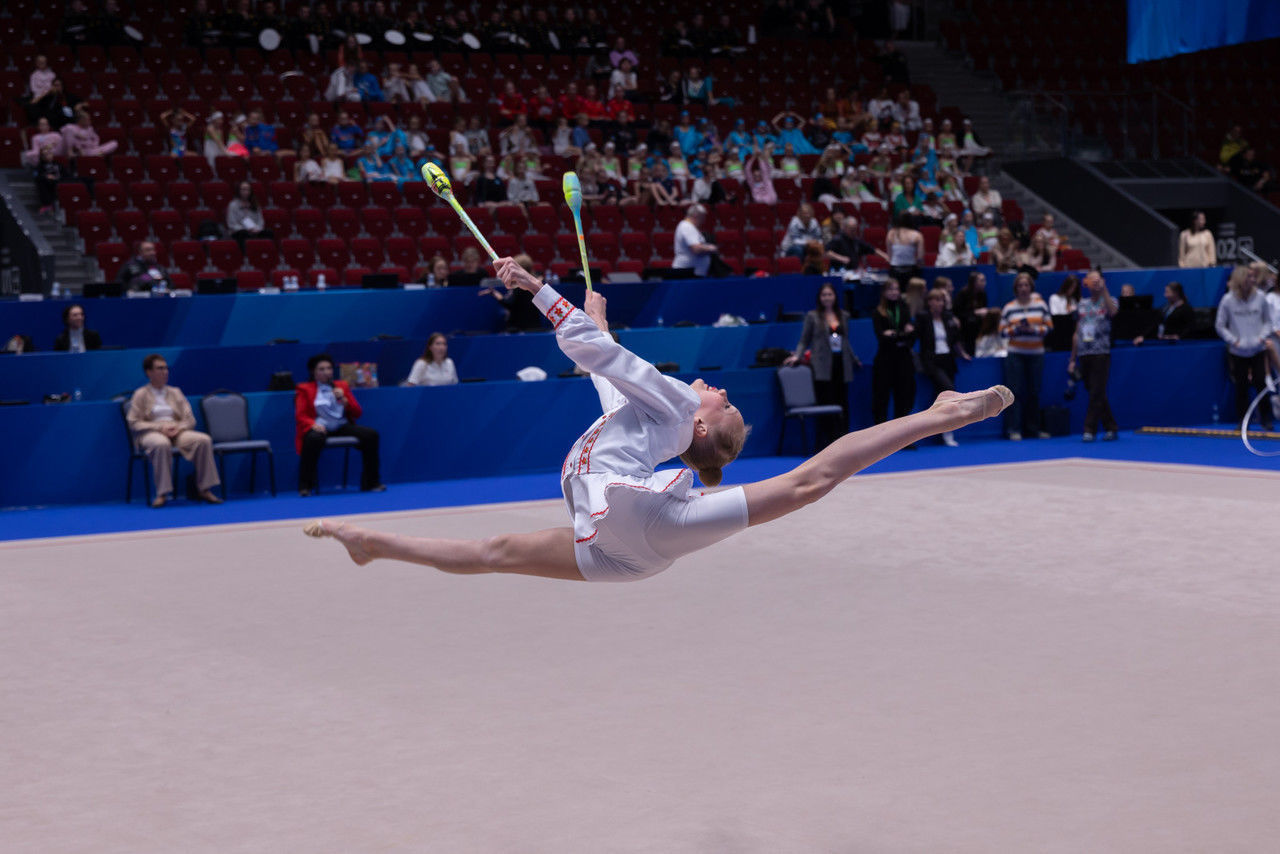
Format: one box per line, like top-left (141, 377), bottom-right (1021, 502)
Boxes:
top-left (1272, 395), bottom-right (1280, 421)
top-left (942, 431), bottom-right (958, 447)
top-left (1008, 431), bottom-right (1022, 441)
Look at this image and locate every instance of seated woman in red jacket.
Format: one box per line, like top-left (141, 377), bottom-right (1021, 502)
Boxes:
top-left (295, 353), bottom-right (386, 496)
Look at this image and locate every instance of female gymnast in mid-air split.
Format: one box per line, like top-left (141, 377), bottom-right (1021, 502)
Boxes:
top-left (305, 258), bottom-right (1014, 581)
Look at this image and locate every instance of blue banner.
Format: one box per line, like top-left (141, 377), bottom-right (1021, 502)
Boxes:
top-left (1128, 0), bottom-right (1280, 63)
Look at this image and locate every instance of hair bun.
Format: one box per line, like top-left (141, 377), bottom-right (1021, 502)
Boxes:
top-left (698, 467), bottom-right (723, 487)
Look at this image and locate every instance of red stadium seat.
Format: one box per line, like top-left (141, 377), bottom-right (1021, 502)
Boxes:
top-left (621, 205), bottom-right (654, 232)
top-left (111, 155), bottom-right (146, 184)
top-left (343, 267), bottom-right (373, 286)
top-left (77, 211), bottom-right (113, 249)
top-left (114, 210), bottom-right (150, 247)
top-left (494, 204), bottom-right (528, 235)
top-left (75, 156), bottom-right (110, 183)
top-left (294, 208), bottom-right (326, 241)
top-left (713, 203), bottom-right (742, 231)
top-left (619, 231), bottom-right (652, 261)
top-left (392, 206), bottom-right (426, 236)
top-left (200, 180), bottom-right (234, 212)
top-left (94, 241), bottom-right (131, 280)
top-left (744, 228), bottom-right (776, 258)
top-left (655, 206), bottom-right (684, 230)
top-left (384, 236), bottom-right (418, 269)
top-left (244, 238), bottom-right (279, 271)
top-left (368, 181), bottom-right (400, 209)
top-left (591, 204), bottom-right (623, 233)
top-left (522, 233), bottom-right (554, 266)
top-left (426, 207), bottom-right (461, 238)
top-left (214, 156), bottom-right (249, 185)
top-left (94, 181), bottom-right (129, 214)
top-left (652, 232), bottom-right (675, 259)
top-left (57, 183), bottom-right (93, 220)
top-left (336, 182), bottom-right (369, 209)
top-left (360, 206), bottom-right (393, 239)
top-left (527, 203), bottom-right (559, 235)
top-left (776, 256), bottom-right (803, 274)
top-left (418, 236), bottom-right (451, 261)
top-left (235, 270), bottom-right (266, 291)
top-left (327, 207), bottom-right (360, 241)
top-left (262, 207), bottom-right (291, 236)
top-left (207, 239), bottom-right (243, 274)
top-left (185, 208), bottom-right (217, 236)
top-left (350, 237), bottom-right (385, 268)
top-left (128, 180), bottom-right (165, 211)
top-left (268, 181), bottom-right (302, 210)
top-left (315, 238), bottom-right (350, 270)
top-left (745, 203), bottom-right (776, 229)
top-left (151, 209), bottom-right (187, 245)
top-left (304, 182), bottom-right (336, 209)
top-left (181, 156), bottom-right (213, 183)
top-left (280, 238), bottom-right (315, 272)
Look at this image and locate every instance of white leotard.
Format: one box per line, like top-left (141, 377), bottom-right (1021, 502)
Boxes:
top-left (533, 287), bottom-right (749, 581)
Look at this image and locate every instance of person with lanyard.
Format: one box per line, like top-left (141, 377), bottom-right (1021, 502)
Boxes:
top-left (294, 353), bottom-right (386, 497)
top-left (117, 241), bottom-right (174, 292)
top-left (1068, 271), bottom-right (1119, 442)
top-left (785, 281), bottom-right (862, 447)
top-left (53, 304), bottom-right (102, 353)
top-left (916, 287), bottom-right (971, 446)
top-left (999, 272), bottom-right (1054, 440)
top-left (824, 215), bottom-right (886, 272)
top-left (125, 354), bottom-right (222, 508)
top-left (1133, 281), bottom-right (1194, 346)
top-left (871, 278), bottom-right (918, 427)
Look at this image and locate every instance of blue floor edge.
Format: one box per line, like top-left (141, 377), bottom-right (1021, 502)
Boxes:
top-left (3, 428), bottom-right (1277, 542)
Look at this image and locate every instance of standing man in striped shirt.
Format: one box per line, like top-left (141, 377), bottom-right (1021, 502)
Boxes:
top-left (1000, 272), bottom-right (1053, 440)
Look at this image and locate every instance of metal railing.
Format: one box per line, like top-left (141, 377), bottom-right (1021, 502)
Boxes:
top-left (1006, 88), bottom-right (1194, 159)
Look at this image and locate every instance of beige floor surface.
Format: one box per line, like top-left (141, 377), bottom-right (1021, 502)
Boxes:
top-left (2, 459), bottom-right (1278, 854)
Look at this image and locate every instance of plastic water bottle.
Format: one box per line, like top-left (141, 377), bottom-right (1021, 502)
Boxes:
top-left (656, 314), bottom-right (664, 327)
top-left (73, 388), bottom-right (82, 402)
top-left (50, 281), bottom-right (61, 298)
top-left (1212, 403), bottom-right (1219, 424)
top-left (427, 272), bottom-right (436, 287)
top-left (316, 273), bottom-right (327, 290)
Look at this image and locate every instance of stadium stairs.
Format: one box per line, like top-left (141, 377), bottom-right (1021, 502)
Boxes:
top-left (2, 168), bottom-right (102, 290)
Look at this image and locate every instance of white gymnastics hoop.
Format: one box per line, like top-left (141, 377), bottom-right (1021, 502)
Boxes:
top-left (1240, 372), bottom-right (1280, 457)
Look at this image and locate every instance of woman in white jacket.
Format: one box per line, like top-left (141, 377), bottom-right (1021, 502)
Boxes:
top-left (306, 259), bottom-right (1012, 581)
top-left (1216, 265), bottom-right (1275, 431)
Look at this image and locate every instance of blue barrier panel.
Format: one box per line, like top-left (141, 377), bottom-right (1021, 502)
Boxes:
top-left (995, 266), bottom-right (1229, 309)
top-left (0, 340), bottom-right (1232, 507)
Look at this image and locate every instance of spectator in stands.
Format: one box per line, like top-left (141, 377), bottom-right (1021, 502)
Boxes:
top-left (496, 80), bottom-right (527, 123)
top-left (970, 176), bottom-right (1002, 220)
top-left (367, 116), bottom-right (407, 159)
top-left (683, 66), bottom-right (717, 106)
top-left (673, 204), bottom-right (717, 277)
top-left (405, 333), bottom-right (459, 387)
top-left (772, 112), bottom-right (820, 155)
top-left (1038, 213), bottom-right (1063, 251)
top-left (1178, 211), bottom-right (1217, 267)
top-left (321, 148), bottom-right (347, 183)
top-left (294, 143), bottom-right (324, 183)
top-left (243, 109), bottom-right (279, 157)
top-left (973, 307), bottom-right (1005, 358)
top-left (381, 63), bottom-right (411, 103)
top-left (886, 213), bottom-right (924, 283)
top-left (424, 59), bottom-right (465, 103)
top-left (387, 146), bottom-right (418, 186)
top-left (4, 334), bottom-right (35, 354)
top-left (405, 115), bottom-right (430, 159)
top-left (977, 210), bottom-right (999, 251)
top-left (27, 78), bottom-right (84, 129)
top-left (1069, 271), bottom-right (1119, 441)
top-left (1019, 230), bottom-right (1057, 273)
top-left (126, 354), bottom-right (222, 507)
top-left (999, 272), bottom-right (1053, 440)
top-left (892, 89), bottom-right (922, 131)
top-left (325, 56), bottom-right (360, 102)
top-left (937, 231), bottom-right (974, 267)
top-left (464, 116), bottom-right (490, 156)
top-left (330, 110), bottom-right (364, 153)
top-left (1133, 282), bottom-right (1194, 346)
top-left (21, 117), bottom-right (65, 166)
top-left (202, 111), bottom-right (228, 163)
top-left (60, 107), bottom-right (117, 157)
top-left (1216, 265), bottom-right (1275, 431)
top-left (226, 181), bottom-right (273, 250)
top-left (225, 115), bottom-right (250, 158)
top-left (1219, 125), bottom-right (1248, 171)
top-left (159, 108), bottom-right (196, 158)
top-left (957, 119), bottom-right (992, 168)
top-left (990, 227), bottom-right (1021, 274)
top-left (295, 353), bottom-right (385, 496)
top-left (31, 146), bottom-right (64, 216)
top-left (917, 286), bottom-right (970, 446)
top-left (784, 281), bottom-right (860, 446)
top-left (118, 241), bottom-right (174, 292)
top-left (28, 55), bottom-right (56, 102)
top-left (1229, 146), bottom-right (1275, 194)
top-left (610, 58), bottom-right (639, 102)
top-left (1049, 274), bottom-right (1081, 315)
top-left (53, 304), bottom-right (102, 352)
top-left (505, 161), bottom-right (538, 206)
top-left (824, 215), bottom-right (879, 276)
top-left (472, 154), bottom-right (507, 206)
top-left (891, 174), bottom-right (926, 223)
top-left (781, 203), bottom-right (824, 258)
top-left (648, 160), bottom-right (681, 206)
top-left (356, 145), bottom-right (395, 182)
top-left (871, 278), bottom-right (917, 426)
top-left (570, 114), bottom-right (594, 153)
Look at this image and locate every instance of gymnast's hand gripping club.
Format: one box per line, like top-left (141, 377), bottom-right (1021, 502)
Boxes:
top-left (562, 171), bottom-right (592, 292)
top-left (420, 162), bottom-right (500, 262)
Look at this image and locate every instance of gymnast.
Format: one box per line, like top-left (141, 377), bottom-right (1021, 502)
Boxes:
top-left (305, 257), bottom-right (1013, 581)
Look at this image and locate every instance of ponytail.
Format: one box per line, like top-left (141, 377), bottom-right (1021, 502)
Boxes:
top-left (697, 466), bottom-right (724, 487)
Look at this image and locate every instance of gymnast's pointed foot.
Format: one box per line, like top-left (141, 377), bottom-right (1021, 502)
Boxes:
top-left (303, 518), bottom-right (375, 566)
top-left (932, 385), bottom-right (1014, 427)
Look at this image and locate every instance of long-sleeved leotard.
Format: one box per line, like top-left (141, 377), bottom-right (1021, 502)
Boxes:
top-left (534, 286), bottom-right (749, 581)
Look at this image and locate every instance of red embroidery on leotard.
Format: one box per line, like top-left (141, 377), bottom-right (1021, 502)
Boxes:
top-left (546, 297), bottom-right (574, 330)
top-left (574, 530), bottom-right (598, 544)
top-left (574, 411), bottom-right (615, 475)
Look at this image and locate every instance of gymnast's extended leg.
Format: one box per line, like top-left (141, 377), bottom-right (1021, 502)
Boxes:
top-left (304, 521), bottom-right (583, 580)
top-left (744, 386), bottom-right (1012, 526)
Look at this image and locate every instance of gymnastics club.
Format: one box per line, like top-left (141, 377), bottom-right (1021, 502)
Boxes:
top-left (562, 171), bottom-right (592, 291)
top-left (420, 161), bottom-right (500, 262)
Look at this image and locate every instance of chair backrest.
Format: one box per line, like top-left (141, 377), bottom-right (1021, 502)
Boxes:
top-left (117, 395), bottom-right (138, 452)
top-left (200, 390), bottom-right (251, 443)
top-left (776, 365), bottom-right (818, 409)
